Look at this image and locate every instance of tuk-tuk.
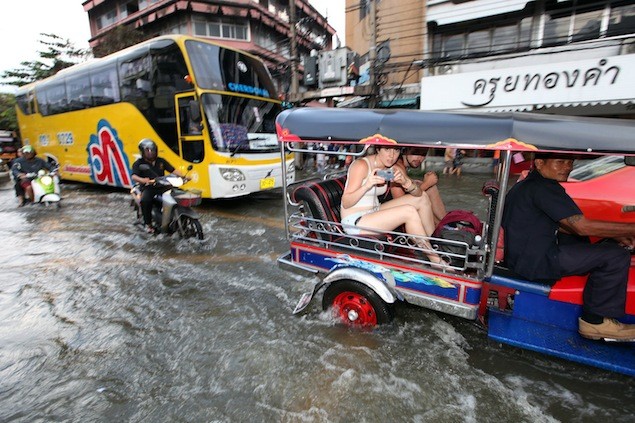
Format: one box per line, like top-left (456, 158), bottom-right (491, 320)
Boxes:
top-left (276, 108), bottom-right (635, 377)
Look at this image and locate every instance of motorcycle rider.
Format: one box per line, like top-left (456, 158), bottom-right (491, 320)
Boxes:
top-left (11, 145), bottom-right (55, 206)
top-left (131, 138), bottom-right (188, 233)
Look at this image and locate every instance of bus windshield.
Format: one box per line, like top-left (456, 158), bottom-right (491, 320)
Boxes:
top-left (201, 93), bottom-right (281, 154)
top-left (185, 40), bottom-right (276, 100)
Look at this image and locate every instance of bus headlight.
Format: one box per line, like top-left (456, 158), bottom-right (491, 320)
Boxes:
top-left (287, 161), bottom-right (295, 173)
top-left (220, 168), bottom-right (246, 181)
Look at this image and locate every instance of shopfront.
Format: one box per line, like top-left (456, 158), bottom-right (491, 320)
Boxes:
top-left (421, 53), bottom-right (635, 118)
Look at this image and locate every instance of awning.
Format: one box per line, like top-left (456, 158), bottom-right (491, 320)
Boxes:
top-left (336, 96), bottom-right (369, 108)
top-left (428, 0), bottom-right (567, 25)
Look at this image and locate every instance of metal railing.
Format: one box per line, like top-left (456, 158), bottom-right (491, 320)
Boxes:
top-left (288, 212), bottom-right (487, 274)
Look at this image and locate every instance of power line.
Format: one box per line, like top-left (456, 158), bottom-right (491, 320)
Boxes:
top-left (381, 37), bottom-right (635, 73)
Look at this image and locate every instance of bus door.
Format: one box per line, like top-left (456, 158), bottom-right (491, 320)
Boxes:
top-left (175, 93), bottom-right (205, 164)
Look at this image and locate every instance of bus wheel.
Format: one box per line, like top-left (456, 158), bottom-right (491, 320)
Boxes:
top-left (322, 280), bottom-right (393, 327)
top-left (178, 216), bottom-right (204, 240)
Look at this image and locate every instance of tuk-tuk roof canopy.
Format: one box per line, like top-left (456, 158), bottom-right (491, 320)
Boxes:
top-left (276, 108), bottom-right (635, 155)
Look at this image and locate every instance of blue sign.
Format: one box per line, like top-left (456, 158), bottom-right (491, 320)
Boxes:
top-left (227, 82), bottom-right (270, 98)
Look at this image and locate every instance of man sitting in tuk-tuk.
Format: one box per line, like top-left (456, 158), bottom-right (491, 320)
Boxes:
top-left (502, 152), bottom-right (635, 340)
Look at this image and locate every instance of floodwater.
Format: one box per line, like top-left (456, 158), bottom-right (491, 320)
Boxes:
top-left (0, 172), bottom-right (634, 422)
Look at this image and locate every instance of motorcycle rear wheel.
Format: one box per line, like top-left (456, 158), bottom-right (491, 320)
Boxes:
top-left (177, 216), bottom-right (204, 240)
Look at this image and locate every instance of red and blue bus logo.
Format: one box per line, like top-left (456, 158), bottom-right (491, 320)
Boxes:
top-left (88, 119), bottom-right (132, 187)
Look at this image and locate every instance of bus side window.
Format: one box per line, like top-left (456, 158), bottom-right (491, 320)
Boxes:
top-left (35, 87), bottom-right (48, 115)
top-left (182, 140), bottom-right (204, 163)
top-left (38, 83), bottom-right (67, 116)
top-left (119, 51), bottom-right (152, 111)
top-left (152, 75), bottom-right (175, 109)
top-left (178, 98), bottom-right (202, 136)
top-left (47, 83), bottom-right (68, 114)
top-left (66, 72), bottom-right (92, 110)
top-left (16, 93), bottom-right (33, 115)
top-left (90, 63), bottom-right (120, 106)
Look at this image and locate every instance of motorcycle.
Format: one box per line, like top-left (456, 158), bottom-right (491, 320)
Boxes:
top-left (26, 169), bottom-right (62, 207)
top-left (130, 166), bottom-right (204, 239)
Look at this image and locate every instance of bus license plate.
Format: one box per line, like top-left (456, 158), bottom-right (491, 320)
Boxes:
top-left (260, 177), bottom-right (275, 190)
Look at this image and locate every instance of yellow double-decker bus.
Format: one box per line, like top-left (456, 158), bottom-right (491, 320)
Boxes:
top-left (15, 35), bottom-right (294, 198)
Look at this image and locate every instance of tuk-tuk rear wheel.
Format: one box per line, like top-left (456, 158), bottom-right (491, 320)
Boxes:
top-left (322, 280), bottom-right (393, 326)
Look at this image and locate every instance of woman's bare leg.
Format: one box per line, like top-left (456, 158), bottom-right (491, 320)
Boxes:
top-left (357, 205), bottom-right (441, 264)
top-left (379, 193), bottom-right (436, 236)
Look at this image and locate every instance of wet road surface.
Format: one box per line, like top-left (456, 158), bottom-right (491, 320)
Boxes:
top-left (0, 174), bottom-right (634, 422)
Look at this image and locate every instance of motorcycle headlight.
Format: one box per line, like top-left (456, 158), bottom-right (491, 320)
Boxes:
top-left (41, 175), bottom-right (53, 185)
top-left (219, 168), bottom-right (246, 181)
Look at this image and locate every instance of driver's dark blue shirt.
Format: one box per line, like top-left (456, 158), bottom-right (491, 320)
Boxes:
top-left (131, 157), bottom-right (175, 180)
top-left (11, 156), bottom-right (53, 179)
top-left (502, 169), bottom-right (582, 281)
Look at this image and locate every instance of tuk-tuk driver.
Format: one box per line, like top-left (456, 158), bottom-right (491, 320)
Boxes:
top-left (502, 152), bottom-right (635, 341)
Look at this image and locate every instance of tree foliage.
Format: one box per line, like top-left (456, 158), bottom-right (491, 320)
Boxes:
top-left (0, 93), bottom-right (17, 131)
top-left (92, 25), bottom-right (148, 58)
top-left (1, 33), bottom-right (88, 87)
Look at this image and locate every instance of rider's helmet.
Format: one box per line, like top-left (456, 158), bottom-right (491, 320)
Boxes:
top-left (138, 138), bottom-right (158, 161)
top-left (22, 145), bottom-right (36, 157)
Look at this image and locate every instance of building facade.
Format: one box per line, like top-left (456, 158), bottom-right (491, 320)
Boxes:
top-left (81, 0), bottom-right (336, 95)
top-left (343, 0), bottom-right (425, 108)
top-left (422, 0), bottom-right (635, 118)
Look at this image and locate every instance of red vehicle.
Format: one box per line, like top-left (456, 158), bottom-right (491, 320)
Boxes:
top-left (563, 156), bottom-right (635, 224)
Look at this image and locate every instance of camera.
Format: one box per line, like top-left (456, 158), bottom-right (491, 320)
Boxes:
top-left (377, 168), bottom-right (394, 181)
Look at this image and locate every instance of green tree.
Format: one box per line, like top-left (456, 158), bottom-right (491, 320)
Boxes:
top-left (92, 25), bottom-right (148, 58)
top-left (0, 93), bottom-right (17, 131)
top-left (1, 33), bottom-right (88, 87)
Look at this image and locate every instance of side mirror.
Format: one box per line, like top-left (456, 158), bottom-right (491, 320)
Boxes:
top-left (187, 165), bottom-right (193, 171)
top-left (624, 156), bottom-right (635, 166)
top-left (189, 100), bottom-right (202, 123)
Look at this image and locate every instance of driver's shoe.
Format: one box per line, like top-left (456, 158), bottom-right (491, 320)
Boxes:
top-left (579, 317), bottom-right (635, 341)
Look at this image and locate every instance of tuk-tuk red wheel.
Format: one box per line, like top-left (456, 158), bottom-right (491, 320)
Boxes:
top-left (332, 291), bottom-right (378, 326)
top-left (322, 280), bottom-right (393, 326)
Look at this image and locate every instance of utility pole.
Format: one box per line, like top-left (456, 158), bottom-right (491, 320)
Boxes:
top-left (368, 0), bottom-right (377, 108)
top-left (289, 0), bottom-right (299, 102)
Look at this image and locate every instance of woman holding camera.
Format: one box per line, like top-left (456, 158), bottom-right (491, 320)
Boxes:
top-left (340, 144), bottom-right (443, 265)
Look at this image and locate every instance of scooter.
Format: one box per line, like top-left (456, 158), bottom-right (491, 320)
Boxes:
top-left (130, 167), bottom-right (204, 239)
top-left (26, 169), bottom-right (62, 207)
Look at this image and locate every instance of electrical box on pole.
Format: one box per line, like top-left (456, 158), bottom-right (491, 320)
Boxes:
top-left (318, 48), bottom-right (354, 88)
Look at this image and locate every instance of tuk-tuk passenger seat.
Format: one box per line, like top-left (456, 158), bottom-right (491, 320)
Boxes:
top-left (291, 176), bottom-right (414, 255)
top-left (291, 176), bottom-right (347, 243)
